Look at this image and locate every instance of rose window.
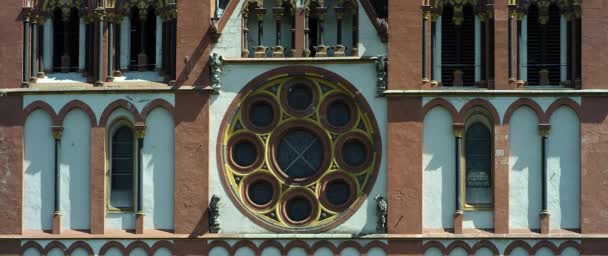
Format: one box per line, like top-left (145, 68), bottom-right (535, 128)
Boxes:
top-left (219, 75), bottom-right (381, 232)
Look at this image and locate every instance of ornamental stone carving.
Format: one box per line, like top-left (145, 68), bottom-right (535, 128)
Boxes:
top-left (209, 53), bottom-right (224, 94)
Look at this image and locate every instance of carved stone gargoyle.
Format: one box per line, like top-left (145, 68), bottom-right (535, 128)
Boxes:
top-left (209, 195), bottom-right (221, 233)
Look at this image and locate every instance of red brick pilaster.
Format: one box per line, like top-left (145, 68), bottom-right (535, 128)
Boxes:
top-left (90, 126), bottom-right (105, 234)
top-left (0, 1), bottom-right (24, 88)
top-left (174, 93), bottom-right (210, 235)
top-left (388, 0), bottom-right (422, 89)
top-left (387, 240), bottom-right (423, 256)
top-left (0, 95), bottom-right (24, 235)
top-left (387, 97), bottom-right (422, 234)
top-left (493, 0), bottom-right (510, 89)
top-left (581, 1), bottom-right (608, 89)
top-left (494, 124), bottom-right (509, 233)
top-left (176, 0), bottom-right (211, 87)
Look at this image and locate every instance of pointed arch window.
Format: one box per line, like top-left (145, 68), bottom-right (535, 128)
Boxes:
top-left (464, 119), bottom-right (493, 207)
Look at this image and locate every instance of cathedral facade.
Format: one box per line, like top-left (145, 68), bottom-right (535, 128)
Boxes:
top-left (0, 0), bottom-right (605, 255)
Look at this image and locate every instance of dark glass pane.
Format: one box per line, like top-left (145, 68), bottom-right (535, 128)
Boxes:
top-left (113, 127), bottom-right (134, 142)
top-left (112, 159), bottom-right (133, 173)
top-left (327, 100), bottom-right (351, 127)
top-left (286, 196), bottom-right (312, 221)
top-left (249, 101), bottom-right (274, 127)
top-left (233, 141), bottom-right (257, 166)
top-left (342, 140), bottom-right (366, 167)
top-left (111, 174), bottom-right (133, 190)
top-left (248, 180), bottom-right (274, 205)
top-left (276, 129), bottom-right (323, 178)
top-left (287, 84), bottom-right (313, 111)
top-left (326, 180), bottom-right (350, 206)
top-left (441, 4), bottom-right (476, 86)
top-left (465, 122), bottom-right (491, 188)
top-left (527, 3), bottom-right (562, 85)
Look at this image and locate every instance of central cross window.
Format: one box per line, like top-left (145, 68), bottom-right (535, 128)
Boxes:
top-left (276, 129), bottom-right (323, 179)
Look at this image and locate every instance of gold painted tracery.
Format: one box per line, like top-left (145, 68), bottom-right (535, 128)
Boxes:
top-left (219, 75), bottom-right (381, 232)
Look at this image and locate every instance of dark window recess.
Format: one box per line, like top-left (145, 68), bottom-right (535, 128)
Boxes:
top-left (326, 180), bottom-right (350, 206)
top-left (527, 4), bottom-right (561, 86)
top-left (286, 197), bottom-right (312, 221)
top-left (465, 122), bottom-right (491, 189)
top-left (372, 0), bottom-right (388, 19)
top-left (233, 141), bottom-right (257, 167)
top-left (276, 129), bottom-right (323, 179)
top-left (441, 4), bottom-right (476, 86)
top-left (287, 84), bottom-right (313, 111)
top-left (111, 126), bottom-right (134, 190)
top-left (52, 8), bottom-right (80, 73)
top-left (249, 101), bottom-right (274, 127)
top-left (308, 16), bottom-right (319, 56)
top-left (342, 140), bottom-right (366, 167)
top-left (328, 100), bottom-right (351, 127)
top-left (248, 180), bottom-right (274, 205)
top-left (129, 7), bottom-right (157, 71)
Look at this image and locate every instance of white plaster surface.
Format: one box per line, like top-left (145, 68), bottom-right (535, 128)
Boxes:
top-left (340, 247), bottom-right (359, 256)
top-left (313, 248), bottom-right (333, 256)
top-left (424, 248), bottom-right (443, 256)
top-left (24, 110), bottom-right (55, 230)
top-left (24, 94), bottom-right (175, 124)
top-left (209, 247), bottom-right (230, 256)
top-left (423, 107), bottom-right (455, 229)
top-left (130, 248), bottom-right (147, 256)
top-left (209, 63), bottom-right (386, 234)
top-left (463, 211), bottom-right (493, 229)
top-left (509, 107), bottom-right (541, 229)
top-left (367, 247), bottom-right (387, 256)
top-left (72, 248), bottom-right (88, 256)
top-left (288, 248), bottom-right (308, 256)
top-left (261, 247), bottom-right (282, 256)
top-left (47, 248), bottom-right (64, 256)
top-left (235, 247), bottom-right (256, 256)
top-left (142, 108), bottom-right (175, 229)
top-left (60, 110), bottom-right (92, 229)
top-left (547, 107), bottom-right (580, 229)
top-left (23, 248), bottom-right (40, 256)
top-left (427, 239), bottom-right (580, 256)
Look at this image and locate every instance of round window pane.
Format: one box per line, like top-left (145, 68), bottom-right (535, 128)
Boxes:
top-left (326, 180), bottom-right (350, 206)
top-left (327, 100), bottom-right (351, 127)
top-left (342, 140), bottom-right (366, 167)
top-left (248, 180), bottom-right (274, 206)
top-left (233, 141), bottom-right (257, 167)
top-left (287, 84), bottom-right (313, 111)
top-left (276, 129), bottom-right (323, 178)
top-left (286, 196), bottom-right (312, 222)
top-left (249, 101), bottom-right (274, 127)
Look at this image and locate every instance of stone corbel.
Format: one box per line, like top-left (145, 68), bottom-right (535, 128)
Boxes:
top-left (209, 53), bottom-right (224, 94)
top-left (375, 55), bottom-right (388, 97)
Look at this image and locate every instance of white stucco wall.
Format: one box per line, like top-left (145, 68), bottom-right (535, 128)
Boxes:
top-left (142, 108), bottom-right (175, 229)
top-left (21, 240), bottom-right (170, 256)
top-left (60, 110), bottom-right (92, 230)
top-left (422, 107), bottom-right (455, 229)
top-left (547, 107), bottom-right (580, 229)
top-left (426, 240), bottom-right (580, 256)
top-left (210, 63), bottom-right (386, 234)
top-left (509, 107), bottom-right (541, 229)
top-left (24, 110), bottom-right (55, 230)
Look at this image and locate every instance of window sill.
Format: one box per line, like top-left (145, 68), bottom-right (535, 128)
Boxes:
top-left (222, 56), bottom-right (377, 64)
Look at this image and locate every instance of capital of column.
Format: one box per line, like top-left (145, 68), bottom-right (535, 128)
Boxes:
top-left (94, 8), bottom-right (106, 21)
top-left (453, 123), bottom-right (465, 138)
top-left (134, 125), bottom-right (146, 138)
top-left (539, 124), bottom-right (551, 137)
top-left (23, 8), bottom-right (33, 23)
top-left (52, 126), bottom-right (64, 140)
top-left (254, 7), bottom-right (266, 21)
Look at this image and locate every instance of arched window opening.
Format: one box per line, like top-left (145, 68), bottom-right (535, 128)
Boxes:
top-left (464, 120), bottom-right (493, 207)
top-left (431, 0), bottom-right (494, 87)
top-left (109, 124), bottom-right (135, 211)
top-left (51, 7), bottom-right (80, 73)
top-left (129, 7), bottom-right (157, 72)
top-left (527, 3), bottom-right (561, 86)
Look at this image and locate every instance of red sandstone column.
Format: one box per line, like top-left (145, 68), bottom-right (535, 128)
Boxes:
top-left (388, 0), bottom-right (422, 90)
top-left (90, 126), bottom-right (105, 234)
top-left (387, 97), bottom-right (423, 234)
top-left (493, 124), bottom-right (509, 234)
top-left (493, 0), bottom-right (510, 89)
top-left (581, 1), bottom-right (608, 89)
top-left (0, 96), bottom-right (24, 235)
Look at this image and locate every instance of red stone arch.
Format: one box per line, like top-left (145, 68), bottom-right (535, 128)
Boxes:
top-left (530, 240), bottom-right (560, 255)
top-left (422, 98), bottom-right (460, 123)
top-left (310, 240), bottom-right (337, 255)
top-left (504, 240), bottom-right (532, 256)
top-left (126, 241), bottom-right (152, 255)
top-left (149, 241), bottom-right (175, 255)
top-left (24, 100), bottom-right (60, 126)
top-left (283, 240), bottom-right (312, 255)
top-left (423, 241), bottom-right (448, 255)
top-left (43, 241), bottom-right (67, 255)
top-left (458, 98), bottom-right (501, 125)
top-left (446, 240), bottom-right (473, 255)
top-left (99, 99), bottom-right (143, 127)
top-left (338, 241), bottom-right (363, 255)
top-left (21, 241), bottom-right (44, 255)
top-left (230, 240), bottom-right (258, 255)
top-left (362, 241), bottom-right (389, 256)
top-left (558, 240), bottom-right (582, 254)
top-left (57, 100), bottom-right (97, 127)
top-left (546, 98), bottom-right (582, 122)
top-left (259, 240), bottom-right (285, 255)
top-left (207, 240), bottom-right (232, 255)
top-left (503, 98), bottom-right (548, 124)
top-left (472, 240), bottom-right (500, 256)
top-left (65, 241), bottom-right (95, 256)
top-left (140, 99), bottom-right (176, 124)
top-left (98, 241), bottom-right (127, 256)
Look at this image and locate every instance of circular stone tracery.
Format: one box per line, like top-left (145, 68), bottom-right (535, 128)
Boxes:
top-left (219, 74), bottom-right (381, 232)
